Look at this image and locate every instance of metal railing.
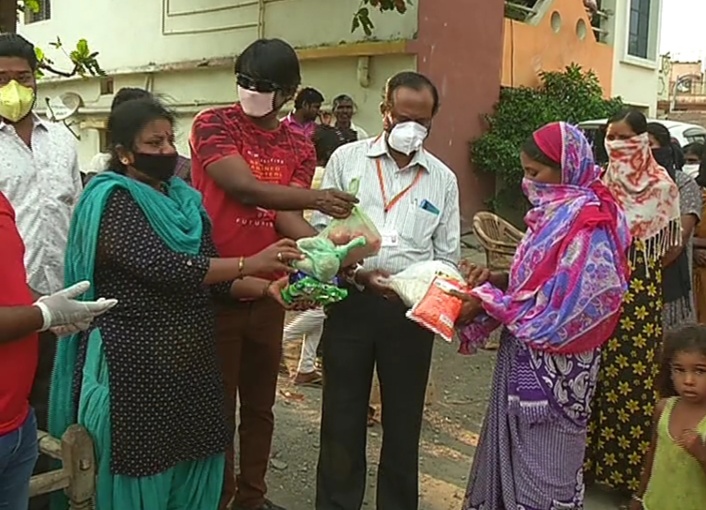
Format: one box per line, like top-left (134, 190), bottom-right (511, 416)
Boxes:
top-left (674, 82), bottom-right (706, 97)
top-left (590, 8), bottom-right (611, 43)
top-left (504, 1), bottom-right (538, 21)
top-left (504, 0), bottom-right (613, 45)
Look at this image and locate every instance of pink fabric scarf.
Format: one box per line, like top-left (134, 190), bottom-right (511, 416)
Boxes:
top-left (459, 122), bottom-right (631, 355)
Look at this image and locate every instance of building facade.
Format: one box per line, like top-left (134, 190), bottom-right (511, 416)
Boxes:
top-left (17, 0), bottom-right (663, 217)
top-left (18, 0), bottom-right (504, 223)
top-left (504, 0), bottom-right (663, 114)
top-left (599, 0), bottom-right (663, 114)
top-left (663, 59), bottom-right (706, 112)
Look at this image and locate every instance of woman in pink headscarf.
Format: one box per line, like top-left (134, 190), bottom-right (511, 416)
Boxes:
top-left (458, 122), bottom-right (631, 509)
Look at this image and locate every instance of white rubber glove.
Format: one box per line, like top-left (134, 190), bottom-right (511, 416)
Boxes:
top-left (34, 281), bottom-right (118, 332)
top-left (50, 320), bottom-right (92, 338)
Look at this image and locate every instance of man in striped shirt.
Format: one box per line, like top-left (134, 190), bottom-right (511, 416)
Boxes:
top-left (311, 71), bottom-right (460, 510)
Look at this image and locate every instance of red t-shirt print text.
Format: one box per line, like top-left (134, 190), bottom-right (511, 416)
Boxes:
top-left (189, 103), bottom-right (316, 260)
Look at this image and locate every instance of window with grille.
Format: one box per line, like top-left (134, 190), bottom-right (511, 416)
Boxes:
top-left (628, 0), bottom-right (651, 59)
top-left (26, 0), bottom-right (51, 23)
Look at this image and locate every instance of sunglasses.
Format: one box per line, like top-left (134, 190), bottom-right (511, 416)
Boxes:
top-left (237, 74), bottom-right (281, 93)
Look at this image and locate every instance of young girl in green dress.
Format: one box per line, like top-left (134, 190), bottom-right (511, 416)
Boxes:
top-left (630, 324), bottom-right (706, 509)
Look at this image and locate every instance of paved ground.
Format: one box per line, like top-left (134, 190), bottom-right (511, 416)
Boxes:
top-left (260, 239), bottom-right (624, 509)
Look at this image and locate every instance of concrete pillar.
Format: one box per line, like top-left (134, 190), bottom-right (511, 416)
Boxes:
top-left (411, 0), bottom-right (505, 227)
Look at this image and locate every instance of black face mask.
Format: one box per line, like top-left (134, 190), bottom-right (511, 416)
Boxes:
top-left (133, 152), bottom-right (178, 182)
top-left (651, 146), bottom-right (676, 178)
top-left (696, 163), bottom-right (706, 188)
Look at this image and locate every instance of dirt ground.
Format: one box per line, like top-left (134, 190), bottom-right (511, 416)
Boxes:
top-left (263, 243), bottom-right (623, 510)
top-left (269, 341), bottom-right (621, 510)
top-left (270, 339), bottom-right (490, 510)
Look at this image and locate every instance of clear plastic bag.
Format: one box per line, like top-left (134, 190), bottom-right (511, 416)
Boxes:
top-left (383, 260), bottom-right (464, 307)
top-left (320, 178), bottom-right (382, 267)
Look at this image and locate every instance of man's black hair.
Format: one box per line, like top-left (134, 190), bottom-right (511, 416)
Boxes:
top-left (332, 94), bottom-right (354, 108)
top-left (684, 142), bottom-right (706, 161)
top-left (234, 38), bottom-right (301, 93)
top-left (294, 87), bottom-right (324, 109)
top-left (0, 33), bottom-right (38, 71)
top-left (384, 71), bottom-right (440, 115)
top-left (111, 87), bottom-right (152, 111)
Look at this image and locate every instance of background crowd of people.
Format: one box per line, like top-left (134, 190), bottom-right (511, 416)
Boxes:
top-left (1, 28), bottom-right (706, 510)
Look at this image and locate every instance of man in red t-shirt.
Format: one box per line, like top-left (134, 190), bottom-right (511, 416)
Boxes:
top-left (0, 191), bottom-right (41, 510)
top-left (190, 38), bottom-right (356, 510)
top-left (0, 193), bottom-right (117, 509)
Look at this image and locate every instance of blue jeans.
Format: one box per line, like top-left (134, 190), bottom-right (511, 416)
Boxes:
top-left (0, 409), bottom-right (39, 510)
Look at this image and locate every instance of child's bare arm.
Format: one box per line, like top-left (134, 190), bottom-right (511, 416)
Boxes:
top-left (630, 399), bottom-right (666, 509)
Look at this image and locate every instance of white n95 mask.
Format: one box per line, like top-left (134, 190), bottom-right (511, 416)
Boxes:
top-left (387, 121), bottom-right (428, 156)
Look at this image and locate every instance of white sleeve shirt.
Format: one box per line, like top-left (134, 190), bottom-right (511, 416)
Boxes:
top-left (311, 135), bottom-right (461, 274)
top-left (0, 115), bottom-right (81, 294)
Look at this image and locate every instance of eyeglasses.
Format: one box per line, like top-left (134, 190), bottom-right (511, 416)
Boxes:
top-left (236, 74), bottom-right (280, 93)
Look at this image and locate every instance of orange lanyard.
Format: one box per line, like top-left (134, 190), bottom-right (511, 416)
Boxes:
top-left (375, 158), bottom-right (423, 214)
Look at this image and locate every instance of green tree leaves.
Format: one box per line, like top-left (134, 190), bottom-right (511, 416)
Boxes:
top-left (13, 1), bottom-right (104, 78)
top-left (352, 0), bottom-right (409, 36)
top-left (471, 64), bottom-right (623, 214)
top-left (34, 37), bottom-right (104, 78)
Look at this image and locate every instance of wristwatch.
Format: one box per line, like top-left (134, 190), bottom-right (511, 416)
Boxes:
top-left (346, 263), bottom-right (365, 290)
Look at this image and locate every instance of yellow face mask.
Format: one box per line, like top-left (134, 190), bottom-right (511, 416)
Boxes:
top-left (0, 80), bottom-right (35, 123)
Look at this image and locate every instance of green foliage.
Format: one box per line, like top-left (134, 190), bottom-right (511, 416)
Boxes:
top-left (14, 2), bottom-right (104, 78)
top-left (35, 37), bottom-right (104, 78)
top-left (471, 64), bottom-right (623, 211)
top-left (504, 0), bottom-right (536, 21)
top-left (18, 0), bottom-right (39, 13)
top-left (352, 0), bottom-right (409, 36)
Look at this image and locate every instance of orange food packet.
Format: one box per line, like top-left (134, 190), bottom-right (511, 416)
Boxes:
top-left (406, 275), bottom-right (467, 342)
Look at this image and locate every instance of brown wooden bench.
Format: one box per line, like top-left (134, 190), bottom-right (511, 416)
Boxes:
top-left (29, 425), bottom-right (96, 509)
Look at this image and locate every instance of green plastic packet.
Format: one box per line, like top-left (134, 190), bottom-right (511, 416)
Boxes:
top-left (280, 276), bottom-right (348, 306)
top-left (292, 235), bottom-right (366, 282)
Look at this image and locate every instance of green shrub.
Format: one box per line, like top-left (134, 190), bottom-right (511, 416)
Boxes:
top-left (471, 64), bottom-right (623, 218)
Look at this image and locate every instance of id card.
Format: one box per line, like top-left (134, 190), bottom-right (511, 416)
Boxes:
top-left (380, 228), bottom-right (399, 247)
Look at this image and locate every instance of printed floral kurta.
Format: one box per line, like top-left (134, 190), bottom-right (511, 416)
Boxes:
top-left (584, 241), bottom-right (662, 495)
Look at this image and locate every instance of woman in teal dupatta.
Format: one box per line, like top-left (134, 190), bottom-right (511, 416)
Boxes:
top-left (48, 97), bottom-right (301, 510)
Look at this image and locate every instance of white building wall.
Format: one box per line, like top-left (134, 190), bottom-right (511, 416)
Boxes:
top-left (603, 0), bottom-right (663, 115)
top-left (18, 0), bottom-right (417, 171)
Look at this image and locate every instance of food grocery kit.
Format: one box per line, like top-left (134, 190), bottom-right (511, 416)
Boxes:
top-left (281, 178), bottom-right (382, 306)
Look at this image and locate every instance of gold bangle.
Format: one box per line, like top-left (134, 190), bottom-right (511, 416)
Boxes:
top-left (236, 256), bottom-right (245, 279)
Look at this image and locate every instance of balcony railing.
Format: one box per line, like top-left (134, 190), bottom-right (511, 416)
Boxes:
top-left (673, 81), bottom-right (706, 97)
top-left (590, 7), bottom-right (610, 43)
top-left (504, 1), bottom-right (539, 21)
top-left (504, 0), bottom-right (611, 43)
